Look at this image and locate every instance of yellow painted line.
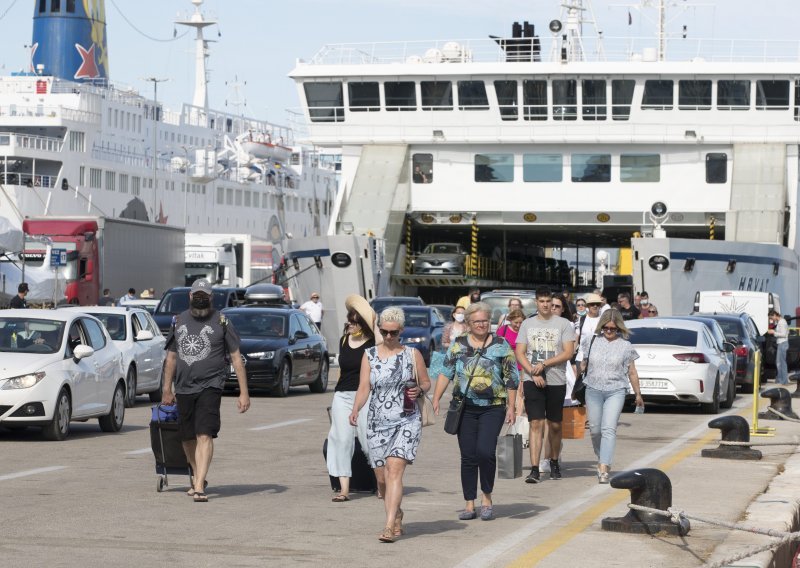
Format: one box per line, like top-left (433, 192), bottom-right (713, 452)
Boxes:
top-left (507, 426), bottom-right (726, 567)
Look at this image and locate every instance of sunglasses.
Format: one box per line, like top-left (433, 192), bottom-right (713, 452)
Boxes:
top-left (587, 303), bottom-right (601, 307)
top-left (601, 326), bottom-right (619, 333)
top-left (378, 328), bottom-right (401, 338)
top-left (648, 310), bottom-right (657, 314)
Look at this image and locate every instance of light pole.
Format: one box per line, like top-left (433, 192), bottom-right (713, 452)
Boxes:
top-left (144, 77), bottom-right (168, 221)
top-left (181, 145), bottom-right (192, 229)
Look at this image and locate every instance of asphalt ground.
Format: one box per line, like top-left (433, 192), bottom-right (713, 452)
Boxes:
top-left (0, 370), bottom-right (797, 568)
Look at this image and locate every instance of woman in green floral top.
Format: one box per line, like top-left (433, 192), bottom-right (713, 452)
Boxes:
top-left (432, 302), bottom-right (519, 521)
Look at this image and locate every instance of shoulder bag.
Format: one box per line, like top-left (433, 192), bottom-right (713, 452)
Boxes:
top-left (571, 335), bottom-right (596, 405)
top-left (411, 348), bottom-right (435, 427)
top-left (443, 335), bottom-right (490, 435)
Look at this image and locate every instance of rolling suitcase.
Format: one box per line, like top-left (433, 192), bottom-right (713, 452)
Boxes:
top-left (150, 404), bottom-right (193, 492)
top-left (323, 406), bottom-right (377, 493)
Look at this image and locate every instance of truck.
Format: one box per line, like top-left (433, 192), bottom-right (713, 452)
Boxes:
top-left (184, 233), bottom-right (277, 288)
top-left (0, 217), bottom-right (184, 306)
top-left (693, 290), bottom-right (780, 336)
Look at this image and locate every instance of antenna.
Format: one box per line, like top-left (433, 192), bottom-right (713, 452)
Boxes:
top-left (175, 0), bottom-right (217, 112)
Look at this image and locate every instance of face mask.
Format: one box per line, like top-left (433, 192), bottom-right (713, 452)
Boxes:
top-left (641, 299), bottom-right (649, 306)
top-left (577, 308), bottom-right (587, 316)
top-left (191, 295), bottom-right (211, 309)
top-left (454, 313), bottom-right (465, 323)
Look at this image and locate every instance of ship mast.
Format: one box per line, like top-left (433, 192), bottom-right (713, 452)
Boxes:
top-left (175, 0), bottom-right (216, 113)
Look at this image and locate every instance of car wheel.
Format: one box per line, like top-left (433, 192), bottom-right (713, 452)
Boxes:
top-left (42, 388), bottom-right (71, 441)
top-left (125, 367), bottom-right (137, 408)
top-left (273, 360), bottom-right (291, 397)
top-left (309, 358), bottom-right (329, 393)
top-left (721, 372), bottom-right (736, 409)
top-left (701, 375), bottom-right (721, 414)
top-left (99, 382), bottom-right (126, 432)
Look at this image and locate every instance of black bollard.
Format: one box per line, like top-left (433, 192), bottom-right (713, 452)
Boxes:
top-left (701, 416), bottom-right (762, 460)
top-left (602, 468), bottom-right (690, 536)
top-left (791, 373), bottom-right (800, 399)
top-left (759, 387), bottom-right (799, 420)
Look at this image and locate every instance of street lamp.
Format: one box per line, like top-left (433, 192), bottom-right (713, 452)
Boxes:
top-left (181, 145), bottom-right (193, 229)
top-left (143, 77), bottom-right (169, 221)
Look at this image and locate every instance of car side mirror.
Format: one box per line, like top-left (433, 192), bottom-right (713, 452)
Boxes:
top-left (723, 341), bottom-right (735, 353)
top-left (136, 330), bottom-right (154, 341)
top-left (73, 344), bottom-right (94, 361)
top-left (294, 330), bottom-right (309, 340)
top-left (434, 320), bottom-right (444, 327)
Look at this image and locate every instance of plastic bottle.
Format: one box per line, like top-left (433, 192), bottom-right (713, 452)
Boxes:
top-left (634, 405), bottom-right (645, 415)
top-left (403, 379), bottom-right (417, 414)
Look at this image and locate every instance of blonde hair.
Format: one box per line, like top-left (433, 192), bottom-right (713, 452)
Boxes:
top-left (594, 309), bottom-right (631, 339)
top-left (378, 306), bottom-right (405, 327)
top-left (506, 308), bottom-right (525, 322)
top-left (464, 301), bottom-right (491, 323)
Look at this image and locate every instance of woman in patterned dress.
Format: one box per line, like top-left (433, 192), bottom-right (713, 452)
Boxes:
top-left (349, 307), bottom-right (431, 543)
top-left (579, 309), bottom-right (644, 484)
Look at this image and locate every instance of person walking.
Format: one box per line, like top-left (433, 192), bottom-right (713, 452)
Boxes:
top-left (768, 309), bottom-right (790, 385)
top-left (98, 288), bottom-right (115, 306)
top-left (442, 305), bottom-right (469, 350)
top-left (9, 283), bottom-right (29, 308)
top-left (580, 309), bottom-right (643, 483)
top-left (575, 293), bottom-right (603, 361)
top-left (349, 307), bottom-right (431, 542)
top-left (497, 297), bottom-right (524, 329)
top-left (616, 292), bottom-right (640, 320)
top-left (432, 302), bottom-right (519, 521)
top-left (327, 294), bottom-right (379, 502)
top-left (515, 287), bottom-right (576, 483)
top-left (161, 278), bottom-right (251, 502)
top-left (119, 288), bottom-right (136, 306)
top-left (300, 292), bottom-right (324, 327)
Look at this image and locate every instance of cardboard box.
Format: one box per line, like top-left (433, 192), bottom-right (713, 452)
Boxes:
top-left (562, 406), bottom-right (586, 439)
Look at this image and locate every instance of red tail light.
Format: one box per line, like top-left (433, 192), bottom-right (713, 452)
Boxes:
top-left (673, 353), bottom-right (709, 363)
top-left (734, 345), bottom-right (748, 358)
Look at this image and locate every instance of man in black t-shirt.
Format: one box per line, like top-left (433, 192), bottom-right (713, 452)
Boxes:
top-left (9, 283), bottom-right (29, 309)
top-left (617, 292), bottom-right (641, 321)
top-left (162, 278), bottom-right (250, 502)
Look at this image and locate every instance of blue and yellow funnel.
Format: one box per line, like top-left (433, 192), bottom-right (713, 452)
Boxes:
top-left (31, 0), bottom-right (109, 82)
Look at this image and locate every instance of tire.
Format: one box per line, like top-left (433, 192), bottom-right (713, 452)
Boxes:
top-left (721, 372), bottom-right (736, 409)
top-left (309, 358), bottom-right (329, 393)
top-left (149, 368), bottom-right (163, 403)
top-left (99, 382), bottom-right (126, 432)
top-left (124, 366), bottom-right (137, 408)
top-left (701, 375), bottom-right (721, 414)
top-left (42, 388), bottom-right (71, 441)
top-left (272, 360), bottom-right (291, 397)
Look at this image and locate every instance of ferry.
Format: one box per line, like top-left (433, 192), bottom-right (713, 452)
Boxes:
top-left (287, 0), bottom-right (800, 318)
top-left (0, 0), bottom-right (337, 273)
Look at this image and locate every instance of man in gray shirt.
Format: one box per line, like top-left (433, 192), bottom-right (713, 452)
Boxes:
top-left (162, 278), bottom-right (250, 502)
top-left (516, 287), bottom-right (576, 483)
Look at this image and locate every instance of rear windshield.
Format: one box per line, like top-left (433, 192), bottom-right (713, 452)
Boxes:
top-left (371, 298), bottom-right (422, 313)
top-left (156, 290), bottom-right (229, 314)
top-left (712, 319), bottom-right (741, 338)
top-left (0, 318), bottom-right (65, 354)
top-left (629, 327), bottom-right (697, 347)
top-left (86, 313), bottom-right (126, 341)
top-left (225, 312), bottom-right (287, 338)
top-left (423, 244), bottom-right (461, 254)
top-left (480, 295), bottom-right (537, 326)
top-left (402, 308), bottom-right (430, 327)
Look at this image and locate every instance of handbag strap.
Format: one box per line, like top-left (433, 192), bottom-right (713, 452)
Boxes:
top-left (410, 347), bottom-right (420, 387)
top-left (584, 335), bottom-right (597, 375)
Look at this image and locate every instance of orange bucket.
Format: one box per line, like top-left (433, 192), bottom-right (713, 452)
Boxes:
top-left (562, 406), bottom-right (586, 439)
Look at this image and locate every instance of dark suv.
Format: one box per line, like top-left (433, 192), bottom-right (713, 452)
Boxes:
top-left (370, 296), bottom-right (424, 314)
top-left (694, 312), bottom-right (763, 393)
top-left (153, 286), bottom-right (247, 335)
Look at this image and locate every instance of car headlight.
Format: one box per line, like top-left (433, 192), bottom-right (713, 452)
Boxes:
top-left (404, 337), bottom-right (425, 344)
top-left (246, 351), bottom-right (275, 360)
top-left (1, 371), bottom-right (46, 390)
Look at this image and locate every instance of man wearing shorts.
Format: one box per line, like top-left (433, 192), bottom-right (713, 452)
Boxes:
top-left (516, 287), bottom-right (576, 483)
top-left (162, 278), bottom-right (250, 502)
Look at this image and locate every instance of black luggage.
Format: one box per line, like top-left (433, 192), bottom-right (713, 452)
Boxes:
top-left (150, 418), bottom-right (193, 492)
top-left (323, 437), bottom-right (377, 493)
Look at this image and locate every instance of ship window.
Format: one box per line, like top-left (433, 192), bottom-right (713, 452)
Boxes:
top-left (89, 168), bottom-right (101, 189)
top-left (0, 135), bottom-right (8, 145)
top-left (132, 177), bottom-right (140, 196)
top-left (217, 187), bottom-right (224, 204)
top-left (494, 80), bottom-right (518, 120)
top-left (552, 80), bottom-right (577, 121)
top-left (457, 81), bottom-right (489, 110)
top-left (347, 82), bottom-right (379, 112)
top-left (39, 0), bottom-right (46, 13)
top-left (385, 82), bottom-right (416, 111)
top-left (79, 166), bottom-right (85, 186)
top-left (51, 0), bottom-right (60, 12)
top-left (421, 81), bottom-right (453, 111)
top-left (718, 80), bottom-right (750, 110)
top-left (582, 80), bottom-right (607, 120)
top-left (523, 80), bottom-right (547, 121)
top-left (303, 82), bottom-right (344, 122)
top-left (642, 80), bottom-right (673, 110)
top-left (475, 154), bottom-right (513, 183)
top-left (66, 0), bottom-right (75, 13)
top-left (571, 154), bottom-right (611, 182)
top-left (679, 80), bottom-right (712, 109)
top-left (756, 80), bottom-right (789, 110)
top-left (706, 153), bottom-right (727, 183)
top-left (621, 154), bottom-right (660, 182)
top-left (611, 77), bottom-right (634, 119)
top-left (523, 154), bottom-right (563, 182)
top-left (225, 119), bottom-right (233, 133)
top-left (244, 191), bottom-right (251, 207)
top-left (105, 171), bottom-right (115, 191)
top-left (795, 80), bottom-right (800, 121)
top-left (412, 154), bottom-right (433, 184)
top-left (235, 190), bottom-right (242, 206)
top-left (119, 174), bottom-right (128, 194)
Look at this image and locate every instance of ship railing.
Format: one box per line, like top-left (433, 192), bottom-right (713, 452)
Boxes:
top-left (404, 253), bottom-right (572, 286)
top-left (0, 104), bottom-right (98, 123)
top-left (0, 172), bottom-right (56, 188)
top-left (90, 146), bottom-right (173, 171)
top-left (0, 132), bottom-right (63, 153)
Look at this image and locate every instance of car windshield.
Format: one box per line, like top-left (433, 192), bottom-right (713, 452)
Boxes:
top-left (713, 320), bottom-right (741, 337)
top-left (629, 327), bottom-right (697, 347)
top-left (86, 313), bottom-right (126, 341)
top-left (156, 290), bottom-right (229, 314)
top-left (225, 313), bottom-right (288, 338)
top-left (402, 309), bottom-right (429, 328)
top-left (480, 295), bottom-right (537, 326)
top-left (424, 244), bottom-right (460, 254)
top-left (0, 318), bottom-right (65, 353)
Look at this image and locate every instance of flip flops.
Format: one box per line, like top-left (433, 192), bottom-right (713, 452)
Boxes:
top-left (187, 480), bottom-right (208, 496)
top-left (193, 492), bottom-right (208, 503)
top-left (331, 494), bottom-right (350, 502)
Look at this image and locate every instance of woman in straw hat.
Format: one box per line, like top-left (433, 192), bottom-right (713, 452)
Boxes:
top-left (327, 294), bottom-right (380, 502)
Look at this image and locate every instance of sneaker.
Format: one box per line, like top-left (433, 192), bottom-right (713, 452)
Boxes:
top-left (549, 459), bottom-right (562, 480)
top-left (525, 468), bottom-right (541, 484)
top-left (540, 459), bottom-right (550, 473)
top-left (599, 472), bottom-right (610, 484)
top-left (458, 509), bottom-right (477, 520)
top-left (480, 506), bottom-right (494, 521)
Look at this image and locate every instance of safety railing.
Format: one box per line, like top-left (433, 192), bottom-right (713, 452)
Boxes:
top-left (0, 132), bottom-right (63, 153)
top-left (405, 253), bottom-right (573, 285)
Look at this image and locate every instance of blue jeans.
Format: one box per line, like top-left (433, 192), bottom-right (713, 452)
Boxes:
top-left (585, 386), bottom-right (627, 467)
top-left (776, 341), bottom-right (789, 385)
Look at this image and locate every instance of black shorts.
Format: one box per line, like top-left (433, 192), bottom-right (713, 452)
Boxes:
top-left (176, 389), bottom-right (223, 441)
top-left (523, 382), bottom-right (567, 423)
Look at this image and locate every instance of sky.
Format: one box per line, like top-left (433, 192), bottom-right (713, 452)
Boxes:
top-left (1, 0), bottom-right (798, 129)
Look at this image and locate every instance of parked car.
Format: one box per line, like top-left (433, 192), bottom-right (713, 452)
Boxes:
top-left (413, 242), bottom-right (467, 275)
top-left (429, 304), bottom-right (455, 322)
top-left (399, 306), bottom-right (445, 366)
top-left (221, 306), bottom-right (329, 396)
top-left (693, 312), bottom-right (763, 393)
top-left (479, 289), bottom-right (537, 332)
top-left (370, 296), bottom-right (424, 315)
top-left (152, 286), bottom-right (247, 335)
top-left (122, 299), bottom-right (160, 315)
top-left (0, 309), bottom-right (126, 440)
top-left (62, 306), bottom-right (166, 406)
top-left (627, 318), bottom-right (735, 413)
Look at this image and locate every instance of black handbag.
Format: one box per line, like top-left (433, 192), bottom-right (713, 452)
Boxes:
top-left (571, 335), bottom-right (596, 405)
top-left (443, 335), bottom-right (490, 435)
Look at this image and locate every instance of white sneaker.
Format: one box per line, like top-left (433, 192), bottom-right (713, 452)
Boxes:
top-left (540, 459), bottom-right (550, 473)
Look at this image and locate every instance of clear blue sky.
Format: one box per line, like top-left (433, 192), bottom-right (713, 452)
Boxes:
top-left (1, 0), bottom-right (797, 129)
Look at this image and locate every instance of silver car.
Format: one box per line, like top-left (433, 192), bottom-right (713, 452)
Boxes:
top-left (413, 243), bottom-right (467, 275)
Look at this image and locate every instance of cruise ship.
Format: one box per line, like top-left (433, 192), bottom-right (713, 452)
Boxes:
top-left (287, 0), bottom-right (800, 316)
top-left (0, 0), bottom-right (337, 266)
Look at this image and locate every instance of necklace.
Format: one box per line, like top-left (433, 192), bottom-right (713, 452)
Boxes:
top-left (351, 329), bottom-right (363, 338)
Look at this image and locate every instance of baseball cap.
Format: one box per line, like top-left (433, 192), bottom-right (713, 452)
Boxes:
top-left (190, 278), bottom-right (212, 295)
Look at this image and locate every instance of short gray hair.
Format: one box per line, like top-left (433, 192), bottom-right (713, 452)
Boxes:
top-left (379, 306), bottom-right (405, 327)
top-left (464, 301), bottom-right (491, 323)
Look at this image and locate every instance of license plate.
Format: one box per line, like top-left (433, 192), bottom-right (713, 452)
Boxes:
top-left (427, 269), bottom-right (444, 274)
top-left (640, 379), bottom-right (669, 389)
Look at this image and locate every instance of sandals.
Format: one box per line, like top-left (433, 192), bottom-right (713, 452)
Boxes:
top-left (393, 508), bottom-right (404, 536)
top-left (187, 480), bottom-right (208, 497)
top-left (378, 526), bottom-right (396, 543)
top-left (331, 494), bottom-right (350, 502)
top-left (193, 492), bottom-right (208, 503)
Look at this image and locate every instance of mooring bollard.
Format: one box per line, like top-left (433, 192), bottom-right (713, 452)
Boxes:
top-left (701, 415), bottom-right (762, 460)
top-left (791, 372), bottom-right (800, 399)
top-left (602, 468), bottom-right (690, 536)
top-left (760, 387), bottom-right (799, 420)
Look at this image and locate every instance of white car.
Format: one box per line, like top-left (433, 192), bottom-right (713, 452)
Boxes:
top-left (0, 309), bottom-right (126, 440)
top-left (627, 318), bottom-right (736, 414)
top-left (122, 299), bottom-right (160, 315)
top-left (63, 306), bottom-right (166, 407)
